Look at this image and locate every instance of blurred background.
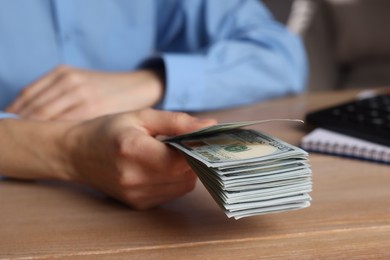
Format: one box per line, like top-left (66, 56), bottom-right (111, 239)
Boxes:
top-left (263, 0), bottom-right (390, 92)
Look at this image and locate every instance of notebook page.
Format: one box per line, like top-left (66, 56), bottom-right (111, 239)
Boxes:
top-left (301, 128), bottom-right (390, 163)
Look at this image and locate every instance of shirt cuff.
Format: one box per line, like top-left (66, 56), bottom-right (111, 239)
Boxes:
top-left (0, 112), bottom-right (19, 119)
top-left (160, 53), bottom-right (206, 111)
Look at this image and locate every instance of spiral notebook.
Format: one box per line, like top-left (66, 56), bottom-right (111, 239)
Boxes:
top-left (301, 128), bottom-right (390, 164)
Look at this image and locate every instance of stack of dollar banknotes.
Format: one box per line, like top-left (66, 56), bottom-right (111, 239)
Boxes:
top-left (165, 120), bottom-right (312, 220)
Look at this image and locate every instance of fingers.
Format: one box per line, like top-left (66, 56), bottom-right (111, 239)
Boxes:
top-left (135, 109), bottom-right (217, 137)
top-left (6, 66), bottom-right (68, 114)
top-left (112, 130), bottom-right (197, 210)
top-left (120, 177), bottom-right (197, 210)
top-left (17, 85), bottom-right (67, 118)
top-left (17, 75), bottom-right (82, 119)
top-left (118, 132), bottom-right (193, 184)
top-left (53, 106), bottom-right (90, 121)
top-left (23, 89), bottom-right (83, 120)
top-left (14, 68), bottom-right (87, 120)
top-left (62, 108), bottom-right (216, 211)
top-left (111, 110), bottom-right (214, 209)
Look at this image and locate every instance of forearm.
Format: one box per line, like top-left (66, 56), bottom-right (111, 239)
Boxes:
top-left (0, 119), bottom-right (74, 180)
top-left (162, 40), bottom-right (306, 112)
top-left (0, 109), bottom-right (216, 209)
top-left (129, 69), bottom-right (165, 108)
top-left (156, 0), bottom-right (307, 111)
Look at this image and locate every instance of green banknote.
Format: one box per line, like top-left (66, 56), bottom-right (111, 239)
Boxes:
top-left (167, 129), bottom-right (307, 168)
top-left (164, 120), bottom-right (311, 219)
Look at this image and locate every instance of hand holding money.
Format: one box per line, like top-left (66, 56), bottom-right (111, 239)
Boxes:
top-left (165, 120), bottom-right (312, 219)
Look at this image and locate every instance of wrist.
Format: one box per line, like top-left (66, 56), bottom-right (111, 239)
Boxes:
top-left (60, 120), bottom-right (90, 183)
top-left (0, 119), bottom-right (78, 181)
top-left (135, 69), bottom-right (165, 107)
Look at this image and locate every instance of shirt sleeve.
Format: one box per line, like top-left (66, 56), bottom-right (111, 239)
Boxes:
top-left (0, 112), bottom-right (18, 119)
top-left (154, 0), bottom-right (307, 111)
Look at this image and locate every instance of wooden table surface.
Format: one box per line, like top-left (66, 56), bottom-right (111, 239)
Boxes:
top-left (1, 89), bottom-right (390, 259)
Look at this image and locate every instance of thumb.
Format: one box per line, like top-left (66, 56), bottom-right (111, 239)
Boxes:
top-left (137, 109), bottom-right (217, 137)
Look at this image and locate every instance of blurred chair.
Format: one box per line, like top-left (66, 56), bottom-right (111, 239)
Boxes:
top-left (264, 0), bottom-right (390, 91)
top-left (262, 0), bottom-right (294, 24)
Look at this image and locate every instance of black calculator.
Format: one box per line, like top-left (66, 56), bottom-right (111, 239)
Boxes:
top-left (305, 92), bottom-right (390, 147)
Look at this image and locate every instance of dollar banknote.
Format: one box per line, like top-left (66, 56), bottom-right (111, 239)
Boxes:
top-left (165, 119), bottom-right (303, 141)
top-left (168, 129), bottom-right (307, 167)
top-left (164, 120), bottom-right (312, 219)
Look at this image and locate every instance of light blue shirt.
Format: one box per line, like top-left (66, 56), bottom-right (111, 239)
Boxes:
top-left (0, 0), bottom-right (307, 118)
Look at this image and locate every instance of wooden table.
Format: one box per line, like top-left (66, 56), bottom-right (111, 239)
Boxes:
top-left (1, 89), bottom-right (390, 259)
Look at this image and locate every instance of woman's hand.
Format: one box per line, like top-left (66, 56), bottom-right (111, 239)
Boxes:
top-left (63, 109), bottom-right (216, 209)
top-left (0, 109), bottom-right (216, 209)
top-left (7, 65), bottom-right (164, 121)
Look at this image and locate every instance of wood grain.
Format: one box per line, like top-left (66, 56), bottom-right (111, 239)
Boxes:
top-left (1, 89), bottom-right (389, 259)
